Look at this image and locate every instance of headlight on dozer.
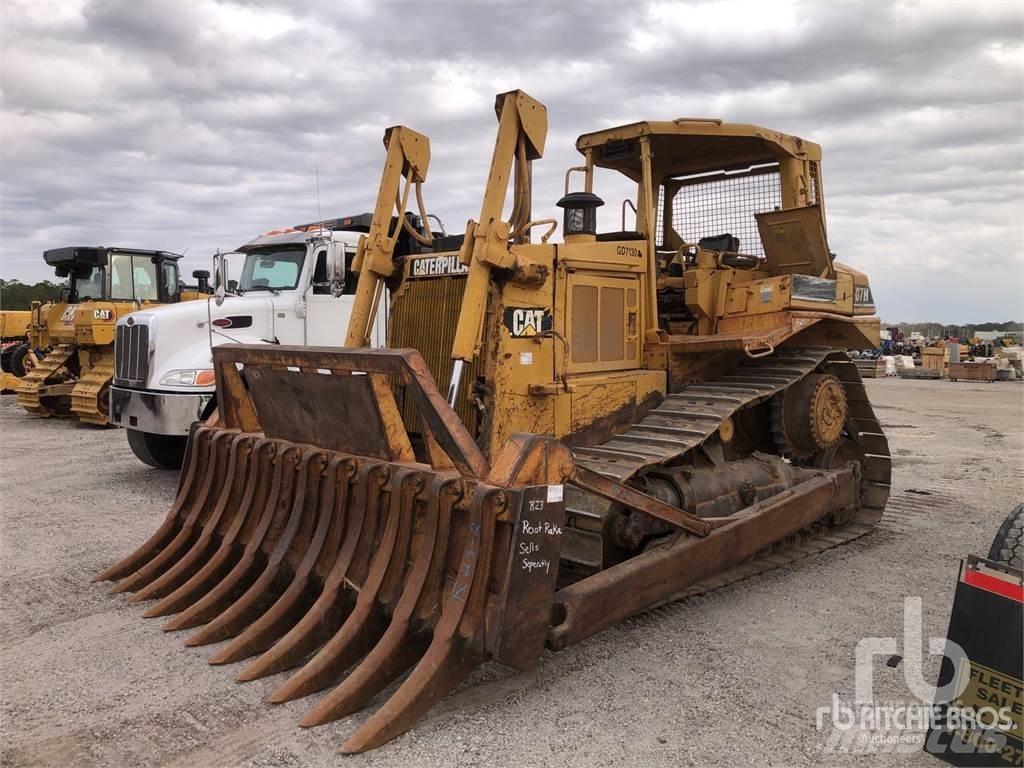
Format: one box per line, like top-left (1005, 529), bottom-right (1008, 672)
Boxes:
top-left (159, 369), bottom-right (216, 387)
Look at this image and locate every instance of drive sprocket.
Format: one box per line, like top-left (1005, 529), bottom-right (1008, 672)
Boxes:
top-left (771, 372), bottom-right (848, 458)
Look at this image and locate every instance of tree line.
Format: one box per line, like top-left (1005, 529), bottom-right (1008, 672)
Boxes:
top-left (884, 320), bottom-right (1023, 339)
top-left (0, 279), bottom-right (67, 310)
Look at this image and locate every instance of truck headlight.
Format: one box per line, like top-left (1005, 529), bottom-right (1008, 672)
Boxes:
top-left (159, 369), bottom-right (216, 387)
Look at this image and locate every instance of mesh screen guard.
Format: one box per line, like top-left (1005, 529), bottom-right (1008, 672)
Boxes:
top-left (658, 163), bottom-right (787, 258)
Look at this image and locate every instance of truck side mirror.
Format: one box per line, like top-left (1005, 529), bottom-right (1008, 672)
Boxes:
top-left (329, 243), bottom-right (346, 297)
top-left (213, 252), bottom-right (227, 306)
top-left (193, 269), bottom-right (211, 293)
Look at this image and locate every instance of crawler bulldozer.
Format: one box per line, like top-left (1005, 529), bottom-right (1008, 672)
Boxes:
top-left (16, 246), bottom-right (206, 425)
top-left (1, 310), bottom-right (33, 393)
top-left (98, 91), bottom-right (890, 752)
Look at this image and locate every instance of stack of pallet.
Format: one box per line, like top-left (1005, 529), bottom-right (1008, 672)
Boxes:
top-left (898, 366), bottom-right (942, 380)
top-left (948, 362), bottom-right (997, 382)
top-left (854, 357), bottom-right (886, 378)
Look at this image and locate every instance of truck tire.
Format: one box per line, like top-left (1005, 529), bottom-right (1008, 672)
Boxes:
top-left (988, 503), bottom-right (1024, 569)
top-left (127, 429), bottom-right (187, 470)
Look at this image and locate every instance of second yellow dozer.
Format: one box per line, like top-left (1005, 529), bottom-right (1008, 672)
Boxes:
top-left (1, 309), bottom-right (33, 393)
top-left (98, 91), bottom-right (890, 752)
top-left (16, 247), bottom-right (207, 424)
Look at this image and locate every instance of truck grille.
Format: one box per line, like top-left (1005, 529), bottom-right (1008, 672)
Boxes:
top-left (390, 257), bottom-right (481, 435)
top-left (115, 322), bottom-right (150, 385)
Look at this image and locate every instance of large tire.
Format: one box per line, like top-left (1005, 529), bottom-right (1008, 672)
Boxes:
top-left (988, 503), bottom-right (1024, 569)
top-left (10, 344), bottom-right (32, 378)
top-left (127, 429), bottom-right (187, 470)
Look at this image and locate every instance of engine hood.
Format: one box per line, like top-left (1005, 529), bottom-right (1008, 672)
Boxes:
top-left (116, 295), bottom-right (277, 391)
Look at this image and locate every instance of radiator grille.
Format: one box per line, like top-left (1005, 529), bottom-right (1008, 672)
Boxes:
top-left (115, 322), bottom-right (150, 385)
top-left (389, 268), bottom-right (480, 435)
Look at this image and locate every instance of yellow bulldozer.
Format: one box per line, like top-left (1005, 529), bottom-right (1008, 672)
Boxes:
top-left (98, 91), bottom-right (890, 752)
top-left (16, 246), bottom-right (209, 425)
top-left (1, 310), bottom-right (34, 393)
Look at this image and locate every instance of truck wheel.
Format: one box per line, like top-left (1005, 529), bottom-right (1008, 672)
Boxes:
top-left (988, 503), bottom-right (1024, 569)
top-left (127, 429), bottom-right (187, 470)
top-left (10, 344), bottom-right (32, 377)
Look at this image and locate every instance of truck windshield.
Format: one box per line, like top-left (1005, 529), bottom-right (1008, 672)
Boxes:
top-left (238, 246), bottom-right (305, 292)
top-left (71, 266), bottom-right (105, 302)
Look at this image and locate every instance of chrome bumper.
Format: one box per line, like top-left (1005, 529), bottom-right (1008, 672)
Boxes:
top-left (110, 386), bottom-right (212, 435)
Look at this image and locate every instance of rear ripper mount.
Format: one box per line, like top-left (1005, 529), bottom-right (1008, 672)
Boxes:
top-left (96, 344), bottom-right (883, 752)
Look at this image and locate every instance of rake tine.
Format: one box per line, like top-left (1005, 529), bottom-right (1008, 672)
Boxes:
top-left (180, 445), bottom-right (303, 646)
top-left (118, 430), bottom-right (237, 597)
top-left (297, 476), bottom-right (459, 723)
top-left (340, 486), bottom-right (502, 753)
top-left (202, 451), bottom-right (329, 660)
top-left (147, 439), bottom-right (275, 621)
top-left (277, 469), bottom-right (424, 709)
top-left (159, 442), bottom-right (289, 633)
top-left (135, 435), bottom-right (257, 609)
top-left (225, 457), bottom-right (351, 671)
top-left (93, 426), bottom-right (211, 583)
top-left (234, 458), bottom-right (357, 682)
top-left (263, 463), bottom-right (391, 702)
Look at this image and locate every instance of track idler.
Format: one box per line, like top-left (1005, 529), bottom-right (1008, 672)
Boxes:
top-left (98, 346), bottom-right (574, 752)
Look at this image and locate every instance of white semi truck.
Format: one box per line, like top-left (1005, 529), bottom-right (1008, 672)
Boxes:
top-left (110, 214), bottom-right (390, 468)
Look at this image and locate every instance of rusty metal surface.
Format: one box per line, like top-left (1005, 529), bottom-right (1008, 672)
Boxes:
top-left (572, 464), bottom-right (712, 536)
top-left (212, 344), bottom-right (489, 480)
top-left (549, 464), bottom-right (861, 649)
top-left (246, 367), bottom-right (395, 459)
top-left (97, 423), bottom-right (570, 753)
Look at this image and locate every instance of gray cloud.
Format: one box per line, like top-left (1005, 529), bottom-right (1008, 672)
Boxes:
top-left (1, 0), bottom-right (1022, 322)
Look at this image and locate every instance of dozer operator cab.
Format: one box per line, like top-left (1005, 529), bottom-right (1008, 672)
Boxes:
top-left (43, 246), bottom-right (190, 305)
top-left (571, 120), bottom-right (878, 338)
top-left (18, 247), bottom-right (206, 426)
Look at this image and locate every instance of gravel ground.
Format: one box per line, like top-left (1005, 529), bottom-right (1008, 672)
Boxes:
top-left (1, 378), bottom-right (1022, 768)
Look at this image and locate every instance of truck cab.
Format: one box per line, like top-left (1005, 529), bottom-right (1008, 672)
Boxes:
top-left (111, 216), bottom-right (391, 468)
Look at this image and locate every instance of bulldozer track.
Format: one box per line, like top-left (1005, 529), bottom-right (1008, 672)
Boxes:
top-left (572, 346), bottom-right (891, 606)
top-left (70, 349), bottom-right (114, 425)
top-left (15, 343), bottom-right (76, 417)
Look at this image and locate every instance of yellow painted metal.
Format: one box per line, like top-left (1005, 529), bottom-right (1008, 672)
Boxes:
top-left (451, 90), bottom-right (548, 364)
top-left (345, 125), bottom-right (431, 348)
top-left (0, 310), bottom-right (31, 341)
top-left (17, 284), bottom-right (204, 424)
top-left (383, 89), bottom-right (882, 458)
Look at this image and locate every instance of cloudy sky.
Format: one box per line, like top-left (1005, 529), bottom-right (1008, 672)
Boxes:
top-left (1, 0), bottom-right (1022, 323)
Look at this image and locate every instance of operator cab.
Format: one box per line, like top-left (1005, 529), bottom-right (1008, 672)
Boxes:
top-left (43, 246), bottom-right (188, 304)
top-left (567, 120), bottom-right (877, 335)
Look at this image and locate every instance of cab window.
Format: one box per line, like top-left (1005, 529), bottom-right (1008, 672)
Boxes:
top-left (162, 261), bottom-right (180, 301)
top-left (311, 249), bottom-right (331, 295)
top-left (109, 253), bottom-right (159, 301)
top-left (71, 266), bottom-right (105, 302)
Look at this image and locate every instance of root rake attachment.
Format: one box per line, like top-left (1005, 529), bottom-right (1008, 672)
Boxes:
top-left (97, 346), bottom-right (576, 753)
top-left (97, 346), bottom-right (866, 751)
